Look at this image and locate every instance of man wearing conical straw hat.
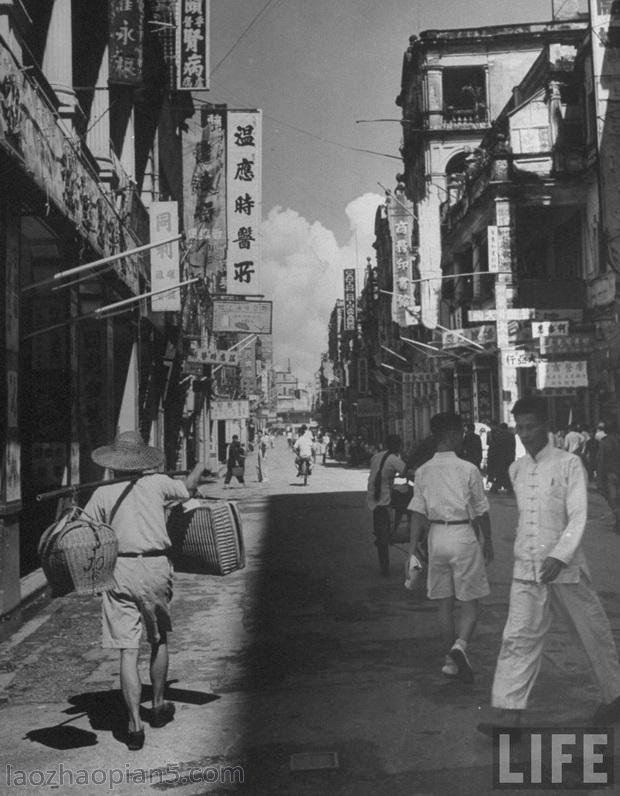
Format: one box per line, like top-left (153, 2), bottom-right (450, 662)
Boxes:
top-left (84, 431), bottom-right (206, 750)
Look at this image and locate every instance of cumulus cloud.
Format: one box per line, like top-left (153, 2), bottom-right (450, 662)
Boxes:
top-left (260, 192), bottom-right (383, 384)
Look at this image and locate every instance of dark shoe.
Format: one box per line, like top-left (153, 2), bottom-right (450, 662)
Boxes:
top-left (592, 696), bottom-right (620, 724)
top-left (126, 728), bottom-right (145, 750)
top-left (448, 645), bottom-right (474, 683)
top-left (477, 722), bottom-right (521, 744)
top-left (150, 701), bottom-right (175, 728)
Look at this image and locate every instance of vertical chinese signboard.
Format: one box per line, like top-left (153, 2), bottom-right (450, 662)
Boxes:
top-left (343, 269), bottom-right (356, 332)
top-left (150, 202), bottom-right (180, 312)
top-left (387, 191), bottom-right (420, 326)
top-left (226, 109), bottom-right (262, 295)
top-left (184, 105), bottom-right (227, 294)
top-left (109, 0), bottom-right (144, 85)
top-left (177, 0), bottom-right (210, 90)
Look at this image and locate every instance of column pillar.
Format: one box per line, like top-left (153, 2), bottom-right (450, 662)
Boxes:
top-left (495, 195), bottom-right (518, 423)
top-left (87, 47), bottom-right (113, 181)
top-left (0, 195), bottom-right (22, 615)
top-left (42, 0), bottom-right (77, 124)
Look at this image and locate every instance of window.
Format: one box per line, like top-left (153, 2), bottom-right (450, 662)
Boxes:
top-left (442, 67), bottom-right (487, 124)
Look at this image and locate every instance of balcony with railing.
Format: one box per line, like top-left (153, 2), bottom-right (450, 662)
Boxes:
top-left (442, 105), bottom-right (489, 129)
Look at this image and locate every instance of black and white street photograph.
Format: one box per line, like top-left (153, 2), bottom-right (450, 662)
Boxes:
top-left (2, 0), bottom-right (620, 793)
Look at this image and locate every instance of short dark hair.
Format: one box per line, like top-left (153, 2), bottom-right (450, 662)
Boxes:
top-left (430, 412), bottom-right (463, 440)
top-left (465, 422), bottom-right (475, 432)
top-left (385, 434), bottom-right (402, 453)
top-left (511, 397), bottom-right (548, 421)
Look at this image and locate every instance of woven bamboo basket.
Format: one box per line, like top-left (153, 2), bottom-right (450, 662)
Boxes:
top-left (38, 508), bottom-right (118, 596)
top-left (167, 500), bottom-right (245, 576)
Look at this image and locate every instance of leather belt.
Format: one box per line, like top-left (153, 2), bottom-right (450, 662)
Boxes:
top-left (117, 550), bottom-right (168, 558)
top-left (429, 519), bottom-right (470, 525)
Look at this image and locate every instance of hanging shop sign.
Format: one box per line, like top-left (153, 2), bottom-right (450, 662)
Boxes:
top-left (531, 320), bottom-right (569, 338)
top-left (468, 308), bottom-right (535, 322)
top-left (387, 191), bottom-right (419, 326)
top-left (487, 226), bottom-right (511, 273)
top-left (184, 105), bottom-right (227, 295)
top-left (210, 399), bottom-right (250, 421)
top-left (587, 270), bottom-right (616, 308)
top-left (226, 109), bottom-right (262, 294)
top-left (211, 299), bottom-right (272, 334)
top-left (536, 360), bottom-right (588, 389)
top-left (108, 0), bottom-right (144, 85)
top-left (442, 325), bottom-right (496, 349)
top-left (502, 348), bottom-right (538, 368)
top-left (149, 202), bottom-right (180, 312)
top-left (534, 308), bottom-right (583, 323)
top-left (187, 343), bottom-right (237, 365)
top-left (532, 388), bottom-right (578, 398)
top-left (539, 334), bottom-right (595, 356)
top-left (177, 0), bottom-right (210, 90)
top-left (343, 269), bottom-right (356, 331)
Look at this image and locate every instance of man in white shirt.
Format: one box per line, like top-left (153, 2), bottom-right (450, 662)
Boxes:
top-left (367, 435), bottom-right (406, 576)
top-left (564, 422), bottom-right (584, 455)
top-left (479, 397), bottom-right (620, 736)
top-left (293, 425), bottom-right (314, 476)
top-left (408, 413), bottom-right (493, 682)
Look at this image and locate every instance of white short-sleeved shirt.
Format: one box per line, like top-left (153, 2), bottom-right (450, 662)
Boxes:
top-left (84, 474), bottom-right (189, 554)
top-left (367, 451), bottom-right (406, 511)
top-left (407, 451), bottom-right (488, 521)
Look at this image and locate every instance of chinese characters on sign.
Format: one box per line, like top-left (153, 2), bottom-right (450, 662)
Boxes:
top-left (108, 0), bottom-right (144, 85)
top-left (536, 360), bottom-right (589, 389)
top-left (502, 348), bottom-right (538, 368)
top-left (183, 105), bottom-right (227, 296)
top-left (210, 399), bottom-right (250, 421)
top-left (187, 343), bottom-right (238, 365)
top-left (387, 192), bottom-right (419, 326)
top-left (539, 334), bottom-right (595, 356)
top-left (343, 269), bottom-right (356, 331)
top-left (530, 320), bottom-right (569, 338)
top-left (442, 325), bottom-right (496, 349)
top-left (149, 202), bottom-right (180, 311)
top-left (176, 0), bottom-right (209, 90)
top-left (227, 110), bottom-right (262, 295)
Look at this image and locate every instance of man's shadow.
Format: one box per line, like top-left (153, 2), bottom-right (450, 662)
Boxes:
top-left (24, 681), bottom-right (219, 750)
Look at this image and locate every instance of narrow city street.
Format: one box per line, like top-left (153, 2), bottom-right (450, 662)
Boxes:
top-left (1, 439), bottom-right (620, 795)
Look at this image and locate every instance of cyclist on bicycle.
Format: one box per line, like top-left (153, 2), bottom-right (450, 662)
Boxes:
top-left (293, 425), bottom-right (314, 477)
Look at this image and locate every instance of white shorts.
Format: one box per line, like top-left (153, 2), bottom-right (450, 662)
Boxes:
top-left (426, 522), bottom-right (490, 602)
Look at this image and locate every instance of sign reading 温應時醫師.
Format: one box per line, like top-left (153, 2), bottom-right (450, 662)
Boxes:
top-left (227, 110), bottom-right (262, 295)
top-left (536, 360), bottom-right (588, 389)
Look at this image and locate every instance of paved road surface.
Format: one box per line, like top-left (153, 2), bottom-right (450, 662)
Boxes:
top-left (1, 438), bottom-right (619, 795)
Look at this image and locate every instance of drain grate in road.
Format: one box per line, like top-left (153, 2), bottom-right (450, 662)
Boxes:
top-left (289, 751), bottom-right (339, 771)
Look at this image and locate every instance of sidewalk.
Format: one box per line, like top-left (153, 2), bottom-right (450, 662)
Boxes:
top-left (1, 444), bottom-right (620, 794)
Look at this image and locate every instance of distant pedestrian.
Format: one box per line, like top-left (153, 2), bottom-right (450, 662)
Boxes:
top-left (583, 427), bottom-right (598, 481)
top-left (460, 422), bottom-right (483, 469)
top-left (488, 423), bottom-right (515, 493)
top-left (367, 435), bottom-right (406, 576)
top-left (224, 435), bottom-right (246, 486)
top-left (407, 413), bottom-right (493, 682)
top-left (84, 431), bottom-right (206, 750)
top-left (293, 424), bottom-right (314, 477)
top-left (479, 398), bottom-right (620, 737)
top-left (597, 420), bottom-right (620, 533)
top-left (256, 434), bottom-right (268, 483)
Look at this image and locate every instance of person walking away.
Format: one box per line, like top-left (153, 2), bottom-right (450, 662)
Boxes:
top-left (224, 435), bottom-right (245, 486)
top-left (407, 413), bottom-right (493, 681)
top-left (367, 435), bottom-right (406, 576)
top-left (597, 420), bottom-right (620, 533)
top-left (256, 433), bottom-right (268, 483)
top-left (479, 398), bottom-right (620, 736)
top-left (293, 424), bottom-right (314, 476)
top-left (461, 422), bottom-right (483, 469)
top-left (84, 431), bottom-right (206, 750)
top-left (489, 423), bottom-right (515, 493)
top-left (564, 422), bottom-right (584, 455)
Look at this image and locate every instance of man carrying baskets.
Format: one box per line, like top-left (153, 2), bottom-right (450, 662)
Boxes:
top-left (84, 431), bottom-right (206, 750)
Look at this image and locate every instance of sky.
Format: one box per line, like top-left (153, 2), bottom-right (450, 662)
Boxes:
top-left (203, 0), bottom-right (554, 382)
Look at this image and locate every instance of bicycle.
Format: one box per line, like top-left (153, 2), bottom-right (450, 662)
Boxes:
top-left (297, 456), bottom-right (311, 486)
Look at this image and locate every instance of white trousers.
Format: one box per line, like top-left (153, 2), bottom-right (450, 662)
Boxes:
top-left (492, 577), bottom-right (620, 710)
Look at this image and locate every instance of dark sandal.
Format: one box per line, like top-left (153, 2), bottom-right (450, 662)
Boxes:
top-left (126, 728), bottom-right (145, 750)
top-left (150, 701), bottom-right (175, 728)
